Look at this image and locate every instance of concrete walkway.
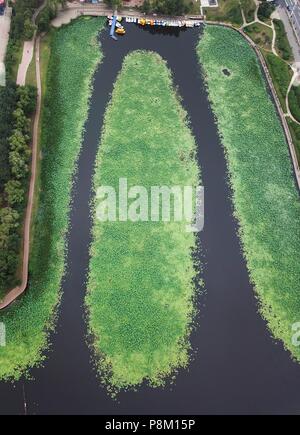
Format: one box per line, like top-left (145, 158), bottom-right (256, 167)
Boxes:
top-left (16, 40), bottom-right (34, 86)
top-left (16, 0), bottom-right (47, 86)
top-left (0, 7), bottom-right (12, 86)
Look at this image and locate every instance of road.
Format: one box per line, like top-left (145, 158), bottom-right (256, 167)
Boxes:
top-left (283, 0), bottom-right (300, 44)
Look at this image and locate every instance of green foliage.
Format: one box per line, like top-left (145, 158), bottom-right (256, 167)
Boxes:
top-left (0, 207), bottom-right (20, 293)
top-left (5, 0), bottom-right (63, 80)
top-left (38, 1), bottom-right (63, 33)
top-left (141, 0), bottom-right (193, 15)
top-left (4, 180), bottom-right (25, 206)
top-left (257, 0), bottom-right (275, 22)
top-left (104, 0), bottom-right (122, 8)
top-left (273, 19), bottom-right (293, 62)
top-left (287, 118), bottom-right (300, 163)
top-left (0, 85), bottom-right (35, 296)
top-left (244, 22), bottom-right (273, 50)
top-left (241, 0), bottom-right (256, 23)
top-left (198, 26), bottom-right (300, 362)
top-left (204, 0), bottom-right (243, 26)
top-left (0, 83), bottom-right (18, 190)
top-left (262, 49), bottom-right (293, 112)
top-left (288, 85), bottom-right (300, 123)
top-left (86, 51), bottom-right (200, 391)
top-left (0, 17), bottom-right (105, 381)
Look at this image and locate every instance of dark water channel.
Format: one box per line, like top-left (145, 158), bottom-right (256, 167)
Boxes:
top-left (1, 24), bottom-right (300, 415)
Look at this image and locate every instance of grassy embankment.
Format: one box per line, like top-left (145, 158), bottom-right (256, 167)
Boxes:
top-left (244, 22), bottom-right (273, 51)
top-left (86, 51), bottom-right (200, 392)
top-left (287, 119), bottom-right (300, 163)
top-left (204, 0), bottom-right (243, 26)
top-left (198, 26), bottom-right (300, 361)
top-left (288, 84), bottom-right (300, 123)
top-left (0, 17), bottom-right (105, 380)
top-left (273, 19), bottom-right (294, 62)
top-left (262, 49), bottom-right (293, 112)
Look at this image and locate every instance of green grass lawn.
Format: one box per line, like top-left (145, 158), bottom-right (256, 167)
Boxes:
top-left (25, 48), bottom-right (36, 88)
top-left (204, 0), bottom-right (243, 27)
top-left (287, 118), bottom-right (300, 164)
top-left (86, 51), bottom-right (200, 392)
top-left (273, 19), bottom-right (294, 62)
top-left (198, 26), bottom-right (300, 363)
top-left (241, 0), bottom-right (256, 23)
top-left (288, 85), bottom-right (300, 123)
top-left (244, 22), bottom-right (273, 51)
top-left (262, 49), bottom-right (293, 112)
top-left (0, 17), bottom-right (105, 381)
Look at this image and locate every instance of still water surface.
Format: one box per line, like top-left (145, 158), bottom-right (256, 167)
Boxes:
top-left (1, 24), bottom-right (300, 415)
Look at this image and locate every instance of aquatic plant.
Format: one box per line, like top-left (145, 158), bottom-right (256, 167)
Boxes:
top-left (86, 51), bottom-right (201, 391)
top-left (198, 26), bottom-right (300, 360)
top-left (0, 17), bottom-right (105, 380)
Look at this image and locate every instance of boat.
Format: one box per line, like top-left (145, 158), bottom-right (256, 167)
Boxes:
top-left (116, 27), bottom-right (126, 35)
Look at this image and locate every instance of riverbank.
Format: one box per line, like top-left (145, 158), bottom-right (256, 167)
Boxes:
top-left (0, 17), bottom-right (105, 380)
top-left (198, 25), bottom-right (300, 363)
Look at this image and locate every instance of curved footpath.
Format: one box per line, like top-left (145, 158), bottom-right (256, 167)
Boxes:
top-left (0, 37), bottom-right (41, 310)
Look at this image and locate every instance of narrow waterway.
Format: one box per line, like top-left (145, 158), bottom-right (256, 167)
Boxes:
top-left (1, 24), bottom-right (300, 415)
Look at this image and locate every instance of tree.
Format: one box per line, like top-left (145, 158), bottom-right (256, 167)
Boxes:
top-left (141, 0), bottom-right (192, 16)
top-left (141, 0), bottom-right (151, 13)
top-left (17, 85), bottom-right (37, 116)
top-left (24, 18), bottom-right (36, 40)
top-left (13, 108), bottom-right (30, 133)
top-left (104, 0), bottom-right (122, 9)
top-left (257, 0), bottom-right (275, 21)
top-left (4, 180), bottom-right (24, 206)
top-left (0, 207), bottom-right (19, 249)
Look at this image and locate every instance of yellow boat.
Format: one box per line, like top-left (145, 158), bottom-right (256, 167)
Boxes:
top-left (116, 27), bottom-right (126, 35)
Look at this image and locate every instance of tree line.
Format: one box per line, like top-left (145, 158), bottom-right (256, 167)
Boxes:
top-left (104, 0), bottom-right (195, 16)
top-left (0, 83), bottom-right (36, 294)
top-left (140, 0), bottom-right (194, 16)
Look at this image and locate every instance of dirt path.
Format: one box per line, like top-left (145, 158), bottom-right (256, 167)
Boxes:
top-left (0, 38), bottom-right (41, 310)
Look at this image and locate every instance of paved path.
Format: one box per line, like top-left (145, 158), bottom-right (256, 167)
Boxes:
top-left (0, 37), bottom-right (41, 310)
top-left (16, 0), bottom-right (47, 86)
top-left (0, 7), bottom-right (12, 86)
top-left (16, 40), bottom-right (34, 86)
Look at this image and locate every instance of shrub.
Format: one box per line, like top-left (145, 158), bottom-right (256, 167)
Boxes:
top-left (288, 85), bottom-right (300, 122)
